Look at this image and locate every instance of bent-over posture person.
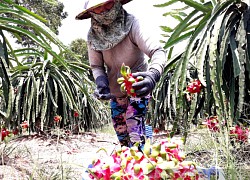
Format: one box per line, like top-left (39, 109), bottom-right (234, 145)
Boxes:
top-left (75, 0), bottom-right (166, 149)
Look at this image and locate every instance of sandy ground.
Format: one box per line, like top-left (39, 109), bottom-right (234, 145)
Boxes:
top-left (1, 131), bottom-right (249, 180)
top-left (0, 132), bottom-right (119, 180)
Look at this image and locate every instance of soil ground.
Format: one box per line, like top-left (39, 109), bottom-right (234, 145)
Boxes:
top-left (0, 130), bottom-right (249, 180)
top-left (0, 132), bottom-right (119, 180)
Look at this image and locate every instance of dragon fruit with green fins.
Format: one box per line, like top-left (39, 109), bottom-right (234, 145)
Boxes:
top-left (86, 138), bottom-right (200, 180)
top-left (117, 63), bottom-right (144, 97)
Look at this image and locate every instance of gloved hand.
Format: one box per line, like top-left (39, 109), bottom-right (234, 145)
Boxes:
top-left (132, 69), bottom-right (161, 97)
top-left (94, 75), bottom-right (113, 100)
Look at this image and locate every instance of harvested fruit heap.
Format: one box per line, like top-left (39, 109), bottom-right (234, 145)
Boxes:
top-left (86, 138), bottom-right (200, 180)
top-left (117, 63), bottom-right (143, 97)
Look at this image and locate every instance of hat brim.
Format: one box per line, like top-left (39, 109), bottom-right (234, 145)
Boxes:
top-left (75, 0), bottom-right (132, 20)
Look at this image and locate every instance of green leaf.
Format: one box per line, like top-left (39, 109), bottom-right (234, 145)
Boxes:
top-left (160, 26), bottom-right (173, 33)
top-left (235, 17), bottom-right (247, 121)
top-left (2, 0), bottom-right (47, 22)
top-left (180, 0), bottom-right (211, 13)
top-left (170, 14), bottom-right (183, 22)
top-left (164, 8), bottom-right (200, 56)
top-left (164, 31), bottom-right (193, 49)
top-left (230, 33), bottom-right (241, 78)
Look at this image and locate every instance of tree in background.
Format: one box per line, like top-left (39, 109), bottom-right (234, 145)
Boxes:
top-left (65, 38), bottom-right (94, 81)
top-left (0, 0), bottom-right (110, 134)
top-left (9, 0), bottom-right (68, 47)
top-left (65, 38), bottom-right (89, 64)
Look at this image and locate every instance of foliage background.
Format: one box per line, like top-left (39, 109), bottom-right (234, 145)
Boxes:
top-left (0, 0), bottom-right (250, 179)
top-left (1, 0), bottom-right (250, 137)
top-left (0, 0), bottom-right (110, 134)
top-left (150, 0), bottom-right (250, 137)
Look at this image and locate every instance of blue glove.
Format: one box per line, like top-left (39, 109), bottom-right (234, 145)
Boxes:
top-left (94, 76), bottom-right (113, 100)
top-left (132, 69), bottom-right (161, 97)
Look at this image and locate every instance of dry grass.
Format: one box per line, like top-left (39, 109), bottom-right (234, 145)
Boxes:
top-left (184, 128), bottom-right (250, 180)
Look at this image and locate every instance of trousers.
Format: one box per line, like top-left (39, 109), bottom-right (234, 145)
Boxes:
top-left (110, 96), bottom-right (150, 148)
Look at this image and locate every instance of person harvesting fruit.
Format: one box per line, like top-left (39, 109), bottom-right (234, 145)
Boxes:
top-left (76, 0), bottom-right (166, 149)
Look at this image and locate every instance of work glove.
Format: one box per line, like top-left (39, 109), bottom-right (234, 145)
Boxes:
top-left (94, 76), bottom-right (113, 100)
top-left (132, 69), bottom-right (161, 97)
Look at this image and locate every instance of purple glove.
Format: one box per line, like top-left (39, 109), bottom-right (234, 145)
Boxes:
top-left (132, 69), bottom-right (161, 97)
top-left (94, 76), bottom-right (112, 100)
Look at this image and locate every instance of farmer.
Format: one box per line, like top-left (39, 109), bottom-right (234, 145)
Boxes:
top-left (76, 0), bottom-right (166, 149)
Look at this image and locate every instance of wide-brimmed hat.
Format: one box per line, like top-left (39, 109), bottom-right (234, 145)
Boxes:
top-left (75, 0), bottom-right (132, 20)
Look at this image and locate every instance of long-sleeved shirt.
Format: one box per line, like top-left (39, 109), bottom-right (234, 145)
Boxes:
top-left (88, 18), bottom-right (166, 98)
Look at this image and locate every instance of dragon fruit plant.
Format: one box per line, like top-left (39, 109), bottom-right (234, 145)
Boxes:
top-left (117, 63), bottom-right (143, 97)
top-left (86, 138), bottom-right (200, 180)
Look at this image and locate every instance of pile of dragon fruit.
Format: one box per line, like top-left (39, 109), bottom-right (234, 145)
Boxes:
top-left (86, 138), bottom-right (200, 180)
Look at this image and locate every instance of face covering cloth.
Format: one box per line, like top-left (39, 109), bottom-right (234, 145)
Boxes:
top-left (88, 1), bottom-right (134, 51)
